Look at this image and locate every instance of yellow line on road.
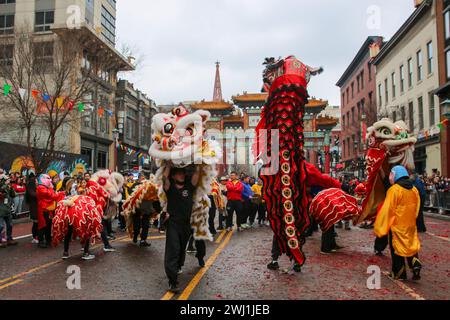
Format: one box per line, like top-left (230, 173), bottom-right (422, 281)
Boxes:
top-left (0, 235), bottom-right (128, 288)
top-left (0, 279), bottom-right (23, 290)
top-left (161, 291), bottom-right (176, 301)
top-left (426, 232), bottom-right (450, 242)
top-left (118, 236), bottom-right (166, 242)
top-left (382, 271), bottom-right (426, 300)
top-left (178, 231), bottom-right (234, 301)
top-left (215, 230), bottom-right (226, 244)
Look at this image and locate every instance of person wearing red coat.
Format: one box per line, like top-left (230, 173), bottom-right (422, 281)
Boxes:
top-left (36, 174), bottom-right (64, 248)
top-left (225, 172), bottom-right (244, 231)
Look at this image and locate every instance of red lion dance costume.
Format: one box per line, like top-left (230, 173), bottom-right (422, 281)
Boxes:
top-left (310, 118), bottom-right (417, 231)
top-left (254, 56), bottom-right (335, 266)
top-left (52, 170), bottom-right (124, 247)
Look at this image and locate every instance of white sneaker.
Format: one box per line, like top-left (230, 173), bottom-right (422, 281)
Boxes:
top-left (177, 269), bottom-right (183, 275)
top-left (31, 238), bottom-right (39, 244)
top-left (82, 253), bottom-right (95, 260)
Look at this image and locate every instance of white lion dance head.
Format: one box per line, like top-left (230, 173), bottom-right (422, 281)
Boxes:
top-left (149, 104), bottom-right (222, 241)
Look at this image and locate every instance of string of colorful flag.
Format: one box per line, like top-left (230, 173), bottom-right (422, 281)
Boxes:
top-left (116, 141), bottom-right (151, 161)
top-left (2, 83), bottom-right (114, 117)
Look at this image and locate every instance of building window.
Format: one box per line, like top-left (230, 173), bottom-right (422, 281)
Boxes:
top-left (0, 14), bottom-right (14, 34)
top-left (426, 41), bottom-right (433, 74)
top-left (97, 151), bottom-right (108, 169)
top-left (85, 0), bottom-right (94, 26)
top-left (400, 65), bottom-right (405, 93)
top-left (101, 5), bottom-right (116, 45)
top-left (392, 110), bottom-right (397, 122)
top-left (342, 115), bottom-right (345, 130)
top-left (418, 96), bottom-right (424, 130)
top-left (378, 84), bottom-right (382, 107)
top-left (35, 10), bottom-right (54, 32)
top-left (33, 41), bottom-right (53, 73)
top-left (351, 82), bottom-right (354, 98)
top-left (81, 147), bottom-right (93, 170)
top-left (368, 62), bottom-right (372, 81)
top-left (446, 49), bottom-right (450, 80)
top-left (0, 44), bottom-right (14, 72)
top-left (0, 0), bottom-right (16, 4)
top-left (360, 71), bottom-right (364, 89)
top-left (391, 72), bottom-right (396, 99)
top-left (357, 75), bottom-right (360, 93)
top-left (401, 106), bottom-right (406, 121)
top-left (408, 58), bottom-right (413, 88)
top-left (408, 102), bottom-right (414, 132)
top-left (342, 93), bottom-right (345, 107)
top-left (417, 50), bottom-right (423, 82)
top-left (384, 78), bottom-right (388, 104)
top-left (346, 88), bottom-right (349, 104)
top-left (126, 108), bottom-right (138, 140)
top-left (429, 92), bottom-right (435, 126)
top-left (445, 10), bottom-right (450, 40)
top-left (351, 107), bottom-right (355, 124)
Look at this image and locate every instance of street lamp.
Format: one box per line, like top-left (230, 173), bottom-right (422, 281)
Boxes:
top-left (112, 128), bottom-right (119, 172)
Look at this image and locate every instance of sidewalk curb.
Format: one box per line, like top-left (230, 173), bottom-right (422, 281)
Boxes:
top-left (424, 212), bottom-right (450, 222)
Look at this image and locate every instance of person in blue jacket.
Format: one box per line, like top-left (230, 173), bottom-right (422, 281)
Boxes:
top-left (240, 175), bottom-right (254, 229)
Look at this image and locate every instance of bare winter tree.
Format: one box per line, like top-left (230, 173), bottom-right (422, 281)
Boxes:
top-left (0, 28), bottom-right (116, 173)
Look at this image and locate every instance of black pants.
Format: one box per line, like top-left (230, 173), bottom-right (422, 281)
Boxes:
top-left (271, 235), bottom-right (281, 261)
top-left (218, 208), bottom-right (226, 229)
top-left (208, 197), bottom-right (217, 234)
top-left (257, 203), bottom-right (267, 224)
top-left (416, 202), bottom-right (427, 232)
top-left (226, 200), bottom-right (243, 228)
top-left (63, 225), bottom-right (90, 254)
top-left (100, 219), bottom-right (111, 247)
top-left (133, 211), bottom-right (150, 241)
top-left (321, 225), bottom-right (337, 252)
top-left (374, 235), bottom-right (389, 253)
top-left (32, 221), bottom-right (38, 239)
top-left (38, 212), bottom-right (52, 244)
top-left (187, 234), bottom-right (206, 260)
top-left (248, 202), bottom-right (258, 225)
top-left (242, 199), bottom-right (251, 225)
top-left (389, 232), bottom-right (421, 279)
top-left (164, 221), bottom-right (191, 285)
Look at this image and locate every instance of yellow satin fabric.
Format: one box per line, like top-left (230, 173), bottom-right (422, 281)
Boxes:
top-left (374, 184), bottom-right (421, 257)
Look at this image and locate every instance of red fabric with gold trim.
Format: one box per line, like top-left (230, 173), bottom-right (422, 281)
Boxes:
top-left (310, 188), bottom-right (360, 232)
top-left (52, 195), bottom-right (103, 247)
top-left (85, 180), bottom-right (109, 215)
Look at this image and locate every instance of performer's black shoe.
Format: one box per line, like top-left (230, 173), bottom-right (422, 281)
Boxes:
top-left (411, 257), bottom-right (422, 281)
top-left (335, 222), bottom-right (343, 229)
top-left (375, 250), bottom-right (383, 256)
top-left (140, 240), bottom-right (151, 247)
top-left (168, 282), bottom-right (180, 293)
top-left (38, 242), bottom-right (48, 249)
top-left (333, 245), bottom-right (344, 251)
top-left (132, 236), bottom-right (138, 244)
top-left (267, 261), bottom-right (279, 270)
top-left (62, 252), bottom-right (69, 260)
top-left (293, 263), bottom-right (302, 273)
top-left (198, 258), bottom-right (205, 268)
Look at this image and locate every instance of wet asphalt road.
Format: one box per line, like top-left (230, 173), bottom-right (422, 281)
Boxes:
top-left (0, 217), bottom-right (448, 300)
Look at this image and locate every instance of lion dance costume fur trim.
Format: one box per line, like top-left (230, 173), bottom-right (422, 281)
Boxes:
top-left (310, 118), bottom-right (417, 231)
top-left (149, 104), bottom-right (222, 241)
top-left (52, 170), bottom-right (124, 247)
top-left (253, 55), bottom-right (325, 266)
top-left (122, 178), bottom-right (159, 239)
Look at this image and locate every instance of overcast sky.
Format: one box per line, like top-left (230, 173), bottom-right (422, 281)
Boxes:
top-left (116, 0), bottom-right (414, 106)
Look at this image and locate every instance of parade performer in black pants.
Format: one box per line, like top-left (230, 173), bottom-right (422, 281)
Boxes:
top-left (163, 165), bottom-right (200, 293)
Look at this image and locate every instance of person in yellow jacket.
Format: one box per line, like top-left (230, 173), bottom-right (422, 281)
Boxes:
top-left (374, 165), bottom-right (422, 281)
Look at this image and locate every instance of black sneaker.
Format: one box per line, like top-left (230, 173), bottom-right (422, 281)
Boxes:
top-left (293, 263), bottom-right (302, 273)
top-left (169, 282), bottom-right (180, 293)
top-left (140, 240), bottom-right (151, 247)
top-left (38, 242), bottom-right (48, 249)
top-left (375, 250), bottom-right (383, 256)
top-left (198, 257), bottom-right (205, 268)
top-left (267, 261), bottom-right (279, 270)
top-left (412, 268), bottom-right (421, 281)
top-left (62, 252), bottom-right (70, 260)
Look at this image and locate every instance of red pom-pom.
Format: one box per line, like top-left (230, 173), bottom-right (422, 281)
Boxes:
top-left (98, 177), bottom-right (107, 186)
